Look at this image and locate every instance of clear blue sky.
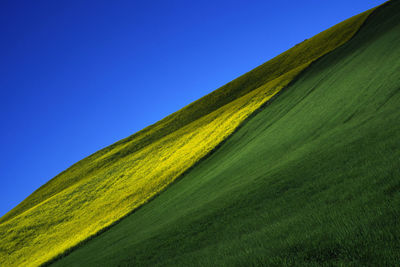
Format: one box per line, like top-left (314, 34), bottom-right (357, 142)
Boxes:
top-left (0, 0), bottom-right (386, 217)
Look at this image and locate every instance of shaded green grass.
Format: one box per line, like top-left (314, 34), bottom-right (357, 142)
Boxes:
top-left (52, 1), bottom-right (400, 266)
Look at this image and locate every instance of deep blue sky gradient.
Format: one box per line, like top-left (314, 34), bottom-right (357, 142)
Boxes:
top-left (0, 0), bottom-right (386, 217)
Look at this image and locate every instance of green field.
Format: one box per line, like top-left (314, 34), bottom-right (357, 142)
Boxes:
top-left (0, 3), bottom-right (376, 267)
top-left (51, 0), bottom-right (400, 266)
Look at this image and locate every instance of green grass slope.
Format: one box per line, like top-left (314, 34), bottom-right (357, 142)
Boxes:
top-left (53, 1), bottom-right (400, 266)
top-left (0, 6), bottom-right (372, 227)
top-left (0, 4), bottom-right (375, 267)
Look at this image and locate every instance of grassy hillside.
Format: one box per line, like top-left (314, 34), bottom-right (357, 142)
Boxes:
top-left (0, 5), bottom-right (373, 227)
top-left (0, 5), bottom-right (376, 267)
top-left (52, 0), bottom-right (400, 266)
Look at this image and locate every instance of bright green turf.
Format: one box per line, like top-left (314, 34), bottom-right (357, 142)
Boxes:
top-left (52, 1), bottom-right (400, 266)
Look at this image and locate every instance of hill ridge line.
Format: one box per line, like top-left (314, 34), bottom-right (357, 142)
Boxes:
top-left (0, 3), bottom-right (382, 266)
top-left (41, 3), bottom-right (386, 263)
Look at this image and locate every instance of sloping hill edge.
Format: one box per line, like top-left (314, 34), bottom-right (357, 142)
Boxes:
top-left (39, 4), bottom-right (387, 266)
top-left (0, 3), bottom-right (379, 228)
